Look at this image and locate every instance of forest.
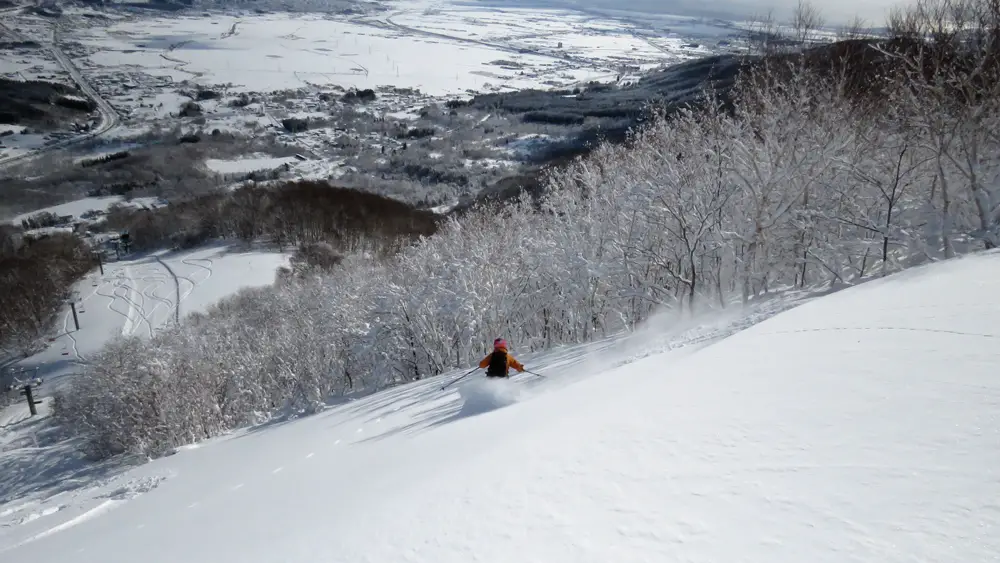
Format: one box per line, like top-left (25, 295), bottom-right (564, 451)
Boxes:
top-left (0, 229), bottom-right (93, 359)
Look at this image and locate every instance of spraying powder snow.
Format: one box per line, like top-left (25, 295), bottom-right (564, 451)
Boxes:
top-left (456, 378), bottom-right (522, 417)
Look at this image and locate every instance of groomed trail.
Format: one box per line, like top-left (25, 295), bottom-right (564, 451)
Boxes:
top-left (2, 244), bottom-right (289, 395)
top-left (2, 251), bottom-right (998, 563)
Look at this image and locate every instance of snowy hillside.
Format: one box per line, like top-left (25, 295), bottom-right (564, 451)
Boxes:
top-left (4, 243), bottom-right (291, 393)
top-left (2, 251), bottom-right (997, 561)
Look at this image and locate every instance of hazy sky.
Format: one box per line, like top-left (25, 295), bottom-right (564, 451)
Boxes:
top-left (693, 0), bottom-right (915, 25)
top-left (497, 0), bottom-right (919, 26)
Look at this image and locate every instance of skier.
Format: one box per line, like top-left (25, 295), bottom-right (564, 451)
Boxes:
top-left (479, 338), bottom-right (525, 379)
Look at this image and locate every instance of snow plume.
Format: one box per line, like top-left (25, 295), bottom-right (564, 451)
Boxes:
top-left (572, 293), bottom-right (804, 383)
top-left (456, 378), bottom-right (522, 417)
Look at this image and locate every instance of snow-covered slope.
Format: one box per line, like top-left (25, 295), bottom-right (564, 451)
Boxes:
top-left (2, 252), bottom-right (999, 562)
top-left (5, 243), bottom-right (291, 392)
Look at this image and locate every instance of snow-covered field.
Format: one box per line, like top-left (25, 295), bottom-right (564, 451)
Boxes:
top-left (61, 1), bottom-right (737, 101)
top-left (2, 250), bottom-right (997, 562)
top-left (7, 195), bottom-right (164, 225)
top-left (0, 46), bottom-right (65, 83)
top-left (0, 9), bottom-right (65, 84)
top-left (388, 5), bottom-right (725, 69)
top-left (0, 130), bottom-right (50, 161)
top-left (0, 0), bottom-right (743, 146)
top-left (73, 12), bottom-right (604, 96)
top-left (204, 154), bottom-right (301, 174)
top-left (4, 243), bottom-right (292, 393)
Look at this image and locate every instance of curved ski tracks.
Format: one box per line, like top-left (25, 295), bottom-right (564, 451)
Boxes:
top-left (93, 267), bottom-right (161, 339)
top-left (130, 263), bottom-right (178, 332)
top-left (59, 303), bottom-right (84, 363)
top-left (154, 255), bottom-right (185, 325)
top-left (181, 256), bottom-right (213, 283)
top-left (156, 253), bottom-right (213, 326)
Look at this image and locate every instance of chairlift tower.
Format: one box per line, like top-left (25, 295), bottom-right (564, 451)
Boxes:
top-left (4, 367), bottom-right (43, 416)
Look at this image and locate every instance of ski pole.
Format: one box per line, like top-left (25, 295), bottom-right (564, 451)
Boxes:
top-left (441, 367), bottom-right (480, 390)
top-left (524, 370), bottom-right (546, 379)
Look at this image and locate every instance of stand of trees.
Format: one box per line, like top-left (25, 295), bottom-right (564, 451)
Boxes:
top-left (0, 182), bottom-right (437, 362)
top-left (56, 0), bottom-right (1000, 459)
top-left (99, 180), bottom-right (440, 255)
top-left (1, 229), bottom-right (94, 358)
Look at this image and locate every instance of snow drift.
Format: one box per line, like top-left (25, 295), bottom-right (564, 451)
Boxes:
top-left (2, 251), bottom-right (998, 562)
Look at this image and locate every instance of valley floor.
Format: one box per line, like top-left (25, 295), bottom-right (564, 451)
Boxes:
top-left (0, 0), bottom-right (745, 212)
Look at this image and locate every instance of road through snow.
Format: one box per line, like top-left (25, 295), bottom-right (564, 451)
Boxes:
top-left (0, 17), bottom-right (121, 169)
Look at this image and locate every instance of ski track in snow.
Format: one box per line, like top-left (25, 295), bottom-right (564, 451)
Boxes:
top-left (95, 283), bottom-right (134, 329)
top-left (17, 500), bottom-right (122, 545)
top-left (764, 325), bottom-right (999, 338)
top-left (181, 256), bottom-right (214, 283)
top-left (102, 264), bottom-right (182, 338)
top-left (0, 500), bottom-right (39, 519)
top-left (58, 304), bottom-right (83, 362)
top-left (139, 275), bottom-right (174, 327)
top-left (64, 325), bottom-right (81, 361)
top-left (5, 505), bottom-right (65, 527)
top-left (0, 475), bottom-right (168, 552)
top-left (154, 255), bottom-right (197, 322)
top-left (122, 266), bottom-right (154, 338)
top-left (111, 283), bottom-right (148, 337)
top-left (129, 264), bottom-right (178, 333)
top-left (102, 269), bottom-right (137, 337)
top-left (55, 269), bottom-right (113, 363)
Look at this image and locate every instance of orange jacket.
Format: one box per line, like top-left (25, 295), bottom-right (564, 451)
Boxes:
top-left (479, 348), bottom-right (524, 376)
